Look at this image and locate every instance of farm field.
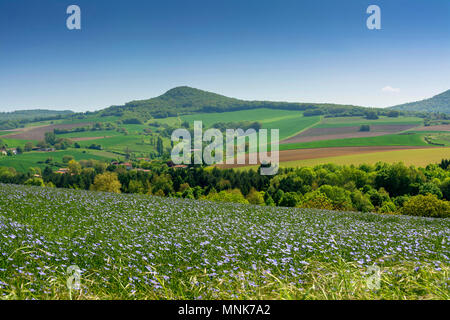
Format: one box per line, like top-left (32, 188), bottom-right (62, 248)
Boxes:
top-left (0, 150), bottom-right (116, 171)
top-left (315, 116), bottom-right (424, 128)
top-left (279, 133), bottom-right (431, 151)
top-left (0, 183), bottom-right (448, 300)
top-left (278, 147), bottom-right (450, 168)
top-left (218, 146), bottom-right (445, 169)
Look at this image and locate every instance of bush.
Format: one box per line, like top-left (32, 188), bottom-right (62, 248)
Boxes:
top-left (401, 194), bottom-right (450, 218)
top-left (359, 124), bottom-right (370, 132)
top-left (379, 201), bottom-right (397, 214)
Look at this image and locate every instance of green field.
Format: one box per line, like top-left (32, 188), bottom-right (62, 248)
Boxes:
top-left (316, 116), bottom-right (424, 128)
top-left (280, 133), bottom-right (430, 151)
top-left (0, 183), bottom-right (448, 300)
top-left (0, 149), bottom-right (116, 171)
top-left (156, 108), bottom-right (321, 140)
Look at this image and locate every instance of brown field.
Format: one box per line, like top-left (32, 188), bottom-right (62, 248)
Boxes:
top-left (3, 123), bottom-right (91, 141)
top-left (281, 124), bottom-right (418, 144)
top-left (217, 145), bottom-right (434, 169)
top-left (414, 124), bottom-right (450, 131)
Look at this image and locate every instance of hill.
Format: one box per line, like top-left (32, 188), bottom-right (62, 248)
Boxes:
top-left (98, 86), bottom-right (373, 120)
top-left (390, 89), bottom-right (450, 114)
top-left (0, 109), bottom-right (73, 121)
top-left (0, 109), bottom-right (74, 130)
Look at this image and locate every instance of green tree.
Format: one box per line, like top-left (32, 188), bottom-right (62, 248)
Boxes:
top-left (90, 172), bottom-right (122, 193)
top-left (156, 136), bottom-right (164, 156)
top-left (401, 194), bottom-right (449, 218)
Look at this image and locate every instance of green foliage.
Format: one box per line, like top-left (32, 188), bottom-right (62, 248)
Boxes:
top-left (90, 172), bottom-right (122, 193)
top-left (279, 192), bottom-right (301, 207)
top-left (204, 188), bottom-right (249, 204)
top-left (390, 89), bottom-right (450, 114)
top-left (401, 194), bottom-right (450, 218)
top-left (359, 124), bottom-right (370, 132)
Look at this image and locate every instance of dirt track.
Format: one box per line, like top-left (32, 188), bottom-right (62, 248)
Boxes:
top-left (217, 146), bottom-right (433, 168)
top-left (3, 123), bottom-right (91, 141)
top-left (281, 124), bottom-right (418, 144)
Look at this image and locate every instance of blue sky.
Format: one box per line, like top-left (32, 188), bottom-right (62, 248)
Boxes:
top-left (0, 0), bottom-right (449, 112)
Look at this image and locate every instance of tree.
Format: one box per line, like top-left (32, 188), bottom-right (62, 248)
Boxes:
top-left (68, 160), bottom-right (82, 175)
top-left (387, 110), bottom-right (399, 118)
top-left (90, 172), bottom-right (122, 193)
top-left (246, 188), bottom-right (265, 205)
top-left (156, 136), bottom-right (164, 156)
top-left (279, 192), bottom-right (301, 207)
top-left (301, 191), bottom-right (333, 210)
top-left (359, 124), bottom-right (370, 132)
top-left (24, 142), bottom-right (34, 152)
top-left (24, 177), bottom-right (45, 187)
top-left (365, 111), bottom-right (379, 120)
top-left (44, 132), bottom-right (57, 145)
top-left (63, 155), bottom-right (75, 164)
top-left (128, 180), bottom-right (144, 194)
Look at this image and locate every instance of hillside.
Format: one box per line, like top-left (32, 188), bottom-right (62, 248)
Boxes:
top-left (390, 89), bottom-right (450, 114)
top-left (98, 86), bottom-right (371, 120)
top-left (0, 109), bottom-right (73, 121)
top-left (0, 183), bottom-right (448, 299)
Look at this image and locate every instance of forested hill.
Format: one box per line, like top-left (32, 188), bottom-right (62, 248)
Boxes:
top-left (98, 86), bottom-right (370, 120)
top-left (0, 109), bottom-right (73, 121)
top-left (389, 89), bottom-right (450, 114)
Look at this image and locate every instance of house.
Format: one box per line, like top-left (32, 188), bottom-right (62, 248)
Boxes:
top-left (0, 148), bottom-right (6, 156)
top-left (56, 168), bottom-right (69, 174)
top-left (122, 162), bottom-right (133, 170)
top-left (173, 164), bottom-right (188, 169)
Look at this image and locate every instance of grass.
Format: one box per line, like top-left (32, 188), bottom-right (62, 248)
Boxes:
top-left (157, 108), bottom-right (321, 141)
top-left (0, 184), bottom-right (448, 300)
top-left (277, 147), bottom-right (450, 168)
top-left (0, 149), bottom-right (116, 171)
top-left (316, 116), bottom-right (424, 128)
top-left (280, 133), bottom-right (429, 151)
top-left (0, 138), bottom-right (38, 148)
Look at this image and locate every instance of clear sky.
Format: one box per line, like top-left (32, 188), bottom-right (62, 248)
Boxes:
top-left (0, 0), bottom-right (449, 112)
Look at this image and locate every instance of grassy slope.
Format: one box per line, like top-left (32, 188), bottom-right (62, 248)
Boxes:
top-left (280, 133), bottom-right (429, 151)
top-left (316, 116), bottom-right (423, 128)
top-left (0, 149), bottom-right (116, 171)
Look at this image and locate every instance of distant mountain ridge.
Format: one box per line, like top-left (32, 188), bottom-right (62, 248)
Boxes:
top-left (389, 90), bottom-right (450, 114)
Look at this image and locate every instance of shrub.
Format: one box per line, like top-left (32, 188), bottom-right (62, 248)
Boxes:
top-left (379, 201), bottom-right (397, 214)
top-left (401, 194), bottom-right (450, 218)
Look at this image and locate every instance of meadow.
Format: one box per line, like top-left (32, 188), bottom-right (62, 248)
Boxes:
top-left (0, 150), bottom-right (115, 171)
top-left (0, 183), bottom-right (448, 300)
